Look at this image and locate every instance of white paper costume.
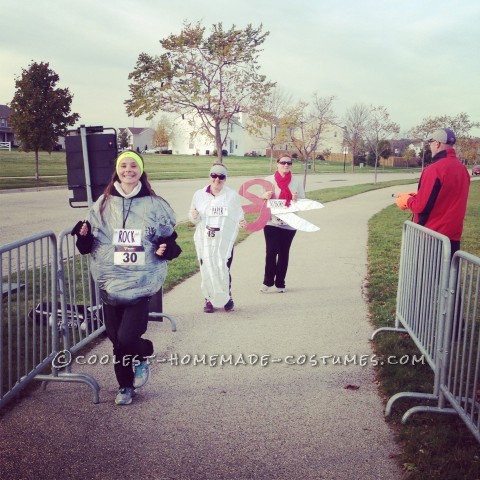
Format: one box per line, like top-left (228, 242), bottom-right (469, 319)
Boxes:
top-left (189, 184), bottom-right (244, 307)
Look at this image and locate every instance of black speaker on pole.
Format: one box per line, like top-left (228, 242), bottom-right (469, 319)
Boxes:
top-left (65, 126), bottom-right (118, 207)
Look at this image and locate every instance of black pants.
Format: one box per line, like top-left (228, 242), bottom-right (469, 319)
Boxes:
top-left (450, 240), bottom-right (461, 260)
top-left (103, 297), bottom-right (154, 388)
top-left (263, 225), bottom-right (296, 289)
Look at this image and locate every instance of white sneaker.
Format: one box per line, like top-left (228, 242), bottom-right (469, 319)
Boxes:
top-left (260, 284), bottom-right (272, 293)
top-left (276, 287), bottom-right (286, 293)
top-left (133, 360), bottom-right (150, 389)
top-left (115, 387), bottom-right (136, 405)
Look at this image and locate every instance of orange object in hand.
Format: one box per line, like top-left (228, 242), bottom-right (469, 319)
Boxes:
top-left (395, 193), bottom-right (412, 210)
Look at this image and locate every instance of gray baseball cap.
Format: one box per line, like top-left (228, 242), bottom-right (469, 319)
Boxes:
top-left (428, 128), bottom-right (456, 145)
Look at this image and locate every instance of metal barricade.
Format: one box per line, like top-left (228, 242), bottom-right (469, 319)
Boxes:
top-left (57, 229), bottom-right (105, 353)
top-left (1, 232), bottom-right (58, 408)
top-left (435, 252), bottom-right (480, 441)
top-left (371, 221), bottom-right (451, 417)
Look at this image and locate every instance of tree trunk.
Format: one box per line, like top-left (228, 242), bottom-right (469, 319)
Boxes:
top-left (215, 122), bottom-right (223, 163)
top-left (35, 149), bottom-right (40, 181)
top-left (302, 155), bottom-right (308, 190)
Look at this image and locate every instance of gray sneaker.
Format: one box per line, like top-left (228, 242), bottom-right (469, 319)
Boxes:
top-left (134, 360), bottom-right (150, 389)
top-left (260, 284), bottom-right (272, 293)
top-left (115, 387), bottom-right (136, 405)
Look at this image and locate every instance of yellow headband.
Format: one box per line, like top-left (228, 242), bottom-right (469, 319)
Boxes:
top-left (116, 151), bottom-right (144, 175)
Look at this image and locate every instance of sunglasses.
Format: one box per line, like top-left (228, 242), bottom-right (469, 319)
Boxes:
top-left (278, 161), bottom-right (292, 165)
top-left (210, 173), bottom-right (226, 180)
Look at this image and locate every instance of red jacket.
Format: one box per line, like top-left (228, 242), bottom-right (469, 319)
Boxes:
top-left (407, 148), bottom-right (470, 241)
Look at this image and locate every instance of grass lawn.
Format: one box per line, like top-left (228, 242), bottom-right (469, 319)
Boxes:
top-left (367, 179), bottom-right (480, 479)
top-left (0, 149), bottom-right (422, 189)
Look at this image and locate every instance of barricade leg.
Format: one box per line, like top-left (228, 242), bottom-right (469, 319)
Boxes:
top-left (148, 287), bottom-right (177, 332)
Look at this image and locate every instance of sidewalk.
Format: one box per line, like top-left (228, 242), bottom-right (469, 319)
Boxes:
top-left (0, 184), bottom-right (417, 480)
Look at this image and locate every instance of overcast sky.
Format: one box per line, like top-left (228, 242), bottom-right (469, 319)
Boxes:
top-left (1, 0), bottom-right (479, 136)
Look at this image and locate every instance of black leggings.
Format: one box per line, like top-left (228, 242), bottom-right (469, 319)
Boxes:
top-left (263, 225), bottom-right (296, 289)
top-left (103, 297), bottom-right (154, 388)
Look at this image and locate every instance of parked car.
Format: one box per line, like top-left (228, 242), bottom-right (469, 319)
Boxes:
top-left (472, 165), bottom-right (480, 176)
top-left (142, 147), bottom-right (162, 154)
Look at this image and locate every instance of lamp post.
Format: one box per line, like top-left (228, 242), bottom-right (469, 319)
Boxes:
top-left (343, 146), bottom-right (348, 173)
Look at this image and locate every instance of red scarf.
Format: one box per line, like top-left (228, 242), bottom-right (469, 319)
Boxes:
top-left (274, 171), bottom-right (293, 207)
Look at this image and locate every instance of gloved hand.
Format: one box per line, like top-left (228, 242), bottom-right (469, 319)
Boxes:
top-left (395, 193), bottom-right (412, 210)
top-left (156, 231), bottom-right (182, 260)
top-left (71, 220), bottom-right (91, 237)
top-left (71, 220), bottom-right (93, 254)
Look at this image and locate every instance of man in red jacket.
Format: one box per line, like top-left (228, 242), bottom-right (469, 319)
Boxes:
top-left (396, 128), bottom-right (470, 256)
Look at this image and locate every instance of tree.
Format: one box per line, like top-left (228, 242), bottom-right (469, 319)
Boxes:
top-left (344, 103), bottom-right (370, 173)
top-left (118, 129), bottom-right (129, 149)
top-left (410, 112), bottom-right (480, 168)
top-left (363, 105), bottom-right (400, 184)
top-left (286, 94), bottom-right (336, 188)
top-left (246, 87), bottom-right (292, 171)
top-left (152, 115), bottom-right (175, 150)
top-left (9, 61), bottom-right (79, 180)
top-left (125, 21), bottom-right (276, 163)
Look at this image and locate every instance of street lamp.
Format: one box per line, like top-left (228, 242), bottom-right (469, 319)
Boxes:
top-left (343, 146), bottom-right (348, 173)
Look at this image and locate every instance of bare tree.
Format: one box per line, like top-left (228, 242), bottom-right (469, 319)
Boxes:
top-left (344, 103), bottom-right (370, 172)
top-left (246, 87), bottom-right (292, 171)
top-left (287, 94), bottom-right (336, 188)
top-left (363, 105), bottom-right (400, 184)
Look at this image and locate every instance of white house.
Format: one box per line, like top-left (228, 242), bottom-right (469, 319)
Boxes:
top-left (119, 127), bottom-right (155, 152)
top-left (165, 112), bottom-right (346, 157)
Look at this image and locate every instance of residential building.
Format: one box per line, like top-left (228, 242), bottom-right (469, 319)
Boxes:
top-left (170, 112), bottom-right (346, 158)
top-left (118, 127), bottom-right (155, 152)
top-left (0, 104), bottom-right (15, 145)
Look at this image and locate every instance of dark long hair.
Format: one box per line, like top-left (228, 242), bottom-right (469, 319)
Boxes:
top-left (98, 151), bottom-right (166, 221)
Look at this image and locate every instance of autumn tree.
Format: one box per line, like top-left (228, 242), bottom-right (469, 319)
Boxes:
top-left (363, 105), bottom-right (400, 184)
top-left (125, 21), bottom-right (276, 162)
top-left (410, 112), bottom-right (480, 166)
top-left (152, 115), bottom-right (175, 150)
top-left (9, 61), bottom-right (79, 180)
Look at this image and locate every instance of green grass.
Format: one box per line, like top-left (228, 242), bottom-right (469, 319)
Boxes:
top-left (367, 180), bottom-right (480, 479)
top-left (0, 150), bottom-right (422, 189)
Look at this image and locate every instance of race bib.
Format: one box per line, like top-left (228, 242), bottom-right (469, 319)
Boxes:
top-left (267, 199), bottom-right (287, 209)
top-left (208, 206), bottom-right (228, 217)
top-left (112, 229), bottom-right (144, 265)
top-left (205, 226), bottom-right (221, 239)
top-left (113, 229), bottom-right (142, 246)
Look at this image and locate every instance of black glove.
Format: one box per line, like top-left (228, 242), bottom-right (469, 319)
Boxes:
top-left (71, 220), bottom-right (91, 236)
top-left (157, 231), bottom-right (182, 261)
top-left (71, 220), bottom-right (94, 255)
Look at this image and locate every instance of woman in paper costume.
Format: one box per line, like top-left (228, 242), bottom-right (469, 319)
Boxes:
top-left (189, 163), bottom-right (246, 313)
top-left (260, 153), bottom-right (305, 293)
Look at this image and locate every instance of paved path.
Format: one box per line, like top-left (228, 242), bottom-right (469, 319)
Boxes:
top-left (0, 171), bottom-right (420, 246)
top-left (0, 181), bottom-right (419, 480)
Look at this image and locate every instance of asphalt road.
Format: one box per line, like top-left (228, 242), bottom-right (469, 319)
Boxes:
top-left (0, 172), bottom-right (421, 479)
top-left (0, 171), bottom-right (420, 246)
